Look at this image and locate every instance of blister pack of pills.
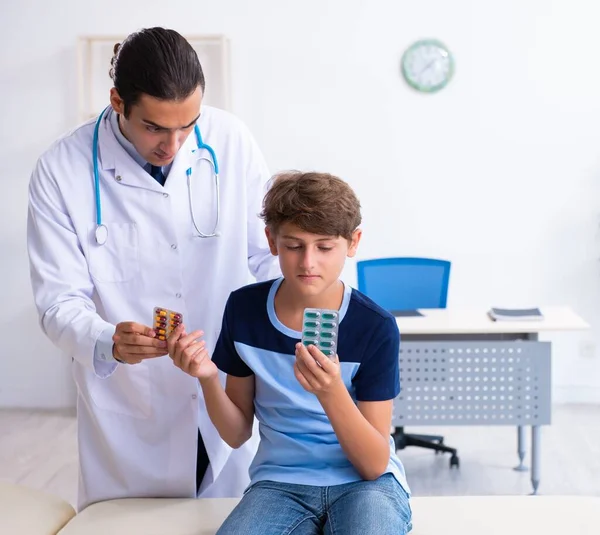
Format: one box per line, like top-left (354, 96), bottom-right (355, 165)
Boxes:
top-left (153, 307), bottom-right (183, 341)
top-left (301, 308), bottom-right (339, 358)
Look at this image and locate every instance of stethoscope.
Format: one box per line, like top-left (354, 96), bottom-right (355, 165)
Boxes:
top-left (92, 106), bottom-right (220, 245)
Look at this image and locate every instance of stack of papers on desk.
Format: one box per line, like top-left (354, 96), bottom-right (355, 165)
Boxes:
top-left (488, 307), bottom-right (543, 321)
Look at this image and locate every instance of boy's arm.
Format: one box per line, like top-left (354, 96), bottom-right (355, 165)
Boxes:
top-left (296, 346), bottom-right (392, 480)
top-left (168, 290), bottom-right (256, 449)
top-left (295, 316), bottom-right (400, 480)
top-left (200, 374), bottom-right (255, 449)
top-left (317, 378), bottom-right (393, 480)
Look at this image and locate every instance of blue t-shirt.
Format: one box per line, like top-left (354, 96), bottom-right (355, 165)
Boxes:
top-left (212, 277), bottom-right (410, 493)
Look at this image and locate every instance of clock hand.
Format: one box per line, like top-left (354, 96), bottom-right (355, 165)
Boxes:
top-left (418, 59), bottom-right (436, 76)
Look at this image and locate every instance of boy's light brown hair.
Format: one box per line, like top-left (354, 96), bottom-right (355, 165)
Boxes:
top-left (260, 171), bottom-right (362, 240)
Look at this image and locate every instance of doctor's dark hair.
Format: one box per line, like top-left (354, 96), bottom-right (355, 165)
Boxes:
top-left (260, 172), bottom-right (362, 240)
top-left (109, 27), bottom-right (205, 117)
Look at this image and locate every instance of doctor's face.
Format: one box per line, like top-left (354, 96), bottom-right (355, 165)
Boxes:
top-left (110, 87), bottom-right (202, 166)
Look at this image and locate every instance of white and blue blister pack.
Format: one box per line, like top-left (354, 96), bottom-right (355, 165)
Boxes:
top-left (301, 308), bottom-right (339, 358)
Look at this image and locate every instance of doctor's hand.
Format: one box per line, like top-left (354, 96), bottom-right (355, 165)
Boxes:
top-left (294, 343), bottom-right (342, 399)
top-left (168, 325), bottom-right (219, 382)
top-left (112, 322), bottom-right (168, 365)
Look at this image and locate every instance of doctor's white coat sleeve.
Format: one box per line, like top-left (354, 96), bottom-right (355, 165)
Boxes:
top-left (243, 128), bottom-right (281, 282)
top-left (27, 156), bottom-right (116, 378)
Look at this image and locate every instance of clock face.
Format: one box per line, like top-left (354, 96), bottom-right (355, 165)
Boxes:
top-left (401, 39), bottom-right (454, 93)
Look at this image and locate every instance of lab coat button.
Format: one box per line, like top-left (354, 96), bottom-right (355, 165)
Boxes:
top-left (163, 193), bottom-right (169, 198)
top-left (115, 175), bottom-right (122, 182)
top-left (191, 394), bottom-right (197, 400)
top-left (171, 244), bottom-right (177, 250)
top-left (176, 293), bottom-right (182, 298)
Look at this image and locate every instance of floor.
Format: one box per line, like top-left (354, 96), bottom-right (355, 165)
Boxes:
top-left (1, 404), bottom-right (599, 507)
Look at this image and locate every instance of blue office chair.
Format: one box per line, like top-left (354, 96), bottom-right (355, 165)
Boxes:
top-left (356, 257), bottom-right (459, 467)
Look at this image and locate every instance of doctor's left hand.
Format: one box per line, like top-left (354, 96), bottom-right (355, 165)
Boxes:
top-left (112, 321), bottom-right (169, 364)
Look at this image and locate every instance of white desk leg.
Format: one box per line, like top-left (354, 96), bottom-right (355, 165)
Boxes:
top-left (514, 425), bottom-right (528, 471)
top-left (531, 425), bottom-right (541, 495)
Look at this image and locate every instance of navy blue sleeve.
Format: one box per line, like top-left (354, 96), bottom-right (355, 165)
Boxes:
top-left (352, 316), bottom-right (400, 402)
top-left (212, 293), bottom-right (253, 377)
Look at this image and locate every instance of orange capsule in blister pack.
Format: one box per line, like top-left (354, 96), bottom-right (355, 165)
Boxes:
top-left (153, 306), bottom-right (184, 340)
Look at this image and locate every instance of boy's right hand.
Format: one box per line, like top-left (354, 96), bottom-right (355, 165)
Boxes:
top-left (167, 325), bottom-right (219, 382)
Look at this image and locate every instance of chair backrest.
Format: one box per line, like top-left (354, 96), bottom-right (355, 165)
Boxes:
top-left (356, 257), bottom-right (451, 311)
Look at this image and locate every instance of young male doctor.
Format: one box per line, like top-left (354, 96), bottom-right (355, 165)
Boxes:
top-left (27, 27), bottom-right (279, 511)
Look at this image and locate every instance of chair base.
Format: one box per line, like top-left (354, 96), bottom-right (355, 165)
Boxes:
top-left (393, 427), bottom-right (460, 468)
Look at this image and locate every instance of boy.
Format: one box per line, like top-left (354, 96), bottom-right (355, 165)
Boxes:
top-left (169, 172), bottom-right (412, 534)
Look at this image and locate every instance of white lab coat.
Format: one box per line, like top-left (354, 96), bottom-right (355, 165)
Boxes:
top-left (27, 106), bottom-right (280, 511)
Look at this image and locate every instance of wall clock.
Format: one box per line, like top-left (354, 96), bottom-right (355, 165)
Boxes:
top-left (401, 39), bottom-right (454, 93)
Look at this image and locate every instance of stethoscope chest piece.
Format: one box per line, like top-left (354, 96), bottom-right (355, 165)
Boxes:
top-left (95, 224), bottom-right (108, 245)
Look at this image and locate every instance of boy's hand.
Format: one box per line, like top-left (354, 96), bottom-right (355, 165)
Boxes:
top-left (294, 342), bottom-right (343, 398)
top-left (168, 324), bottom-right (219, 382)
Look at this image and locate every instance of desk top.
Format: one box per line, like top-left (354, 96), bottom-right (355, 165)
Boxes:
top-left (395, 306), bottom-right (589, 335)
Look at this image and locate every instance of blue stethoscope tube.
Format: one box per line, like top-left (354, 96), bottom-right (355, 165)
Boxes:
top-left (93, 106), bottom-right (220, 245)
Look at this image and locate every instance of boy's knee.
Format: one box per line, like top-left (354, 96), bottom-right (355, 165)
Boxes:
top-left (342, 476), bottom-right (411, 524)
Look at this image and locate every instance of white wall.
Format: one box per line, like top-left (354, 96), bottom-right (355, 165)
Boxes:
top-left (1, 0), bottom-right (600, 408)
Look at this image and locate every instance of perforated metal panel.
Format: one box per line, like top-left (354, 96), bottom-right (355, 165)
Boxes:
top-left (393, 341), bottom-right (551, 426)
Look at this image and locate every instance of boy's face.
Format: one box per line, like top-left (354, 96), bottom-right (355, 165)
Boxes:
top-left (266, 223), bottom-right (361, 298)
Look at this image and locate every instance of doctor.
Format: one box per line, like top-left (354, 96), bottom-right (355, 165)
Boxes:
top-left (27, 27), bottom-right (279, 511)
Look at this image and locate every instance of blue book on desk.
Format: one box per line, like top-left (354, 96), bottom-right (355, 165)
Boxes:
top-left (488, 307), bottom-right (543, 321)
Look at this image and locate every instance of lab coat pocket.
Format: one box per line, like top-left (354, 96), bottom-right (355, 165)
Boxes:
top-left (88, 362), bottom-right (152, 419)
top-left (87, 222), bottom-right (139, 283)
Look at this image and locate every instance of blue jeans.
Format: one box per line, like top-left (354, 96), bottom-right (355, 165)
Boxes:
top-left (216, 473), bottom-right (412, 535)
